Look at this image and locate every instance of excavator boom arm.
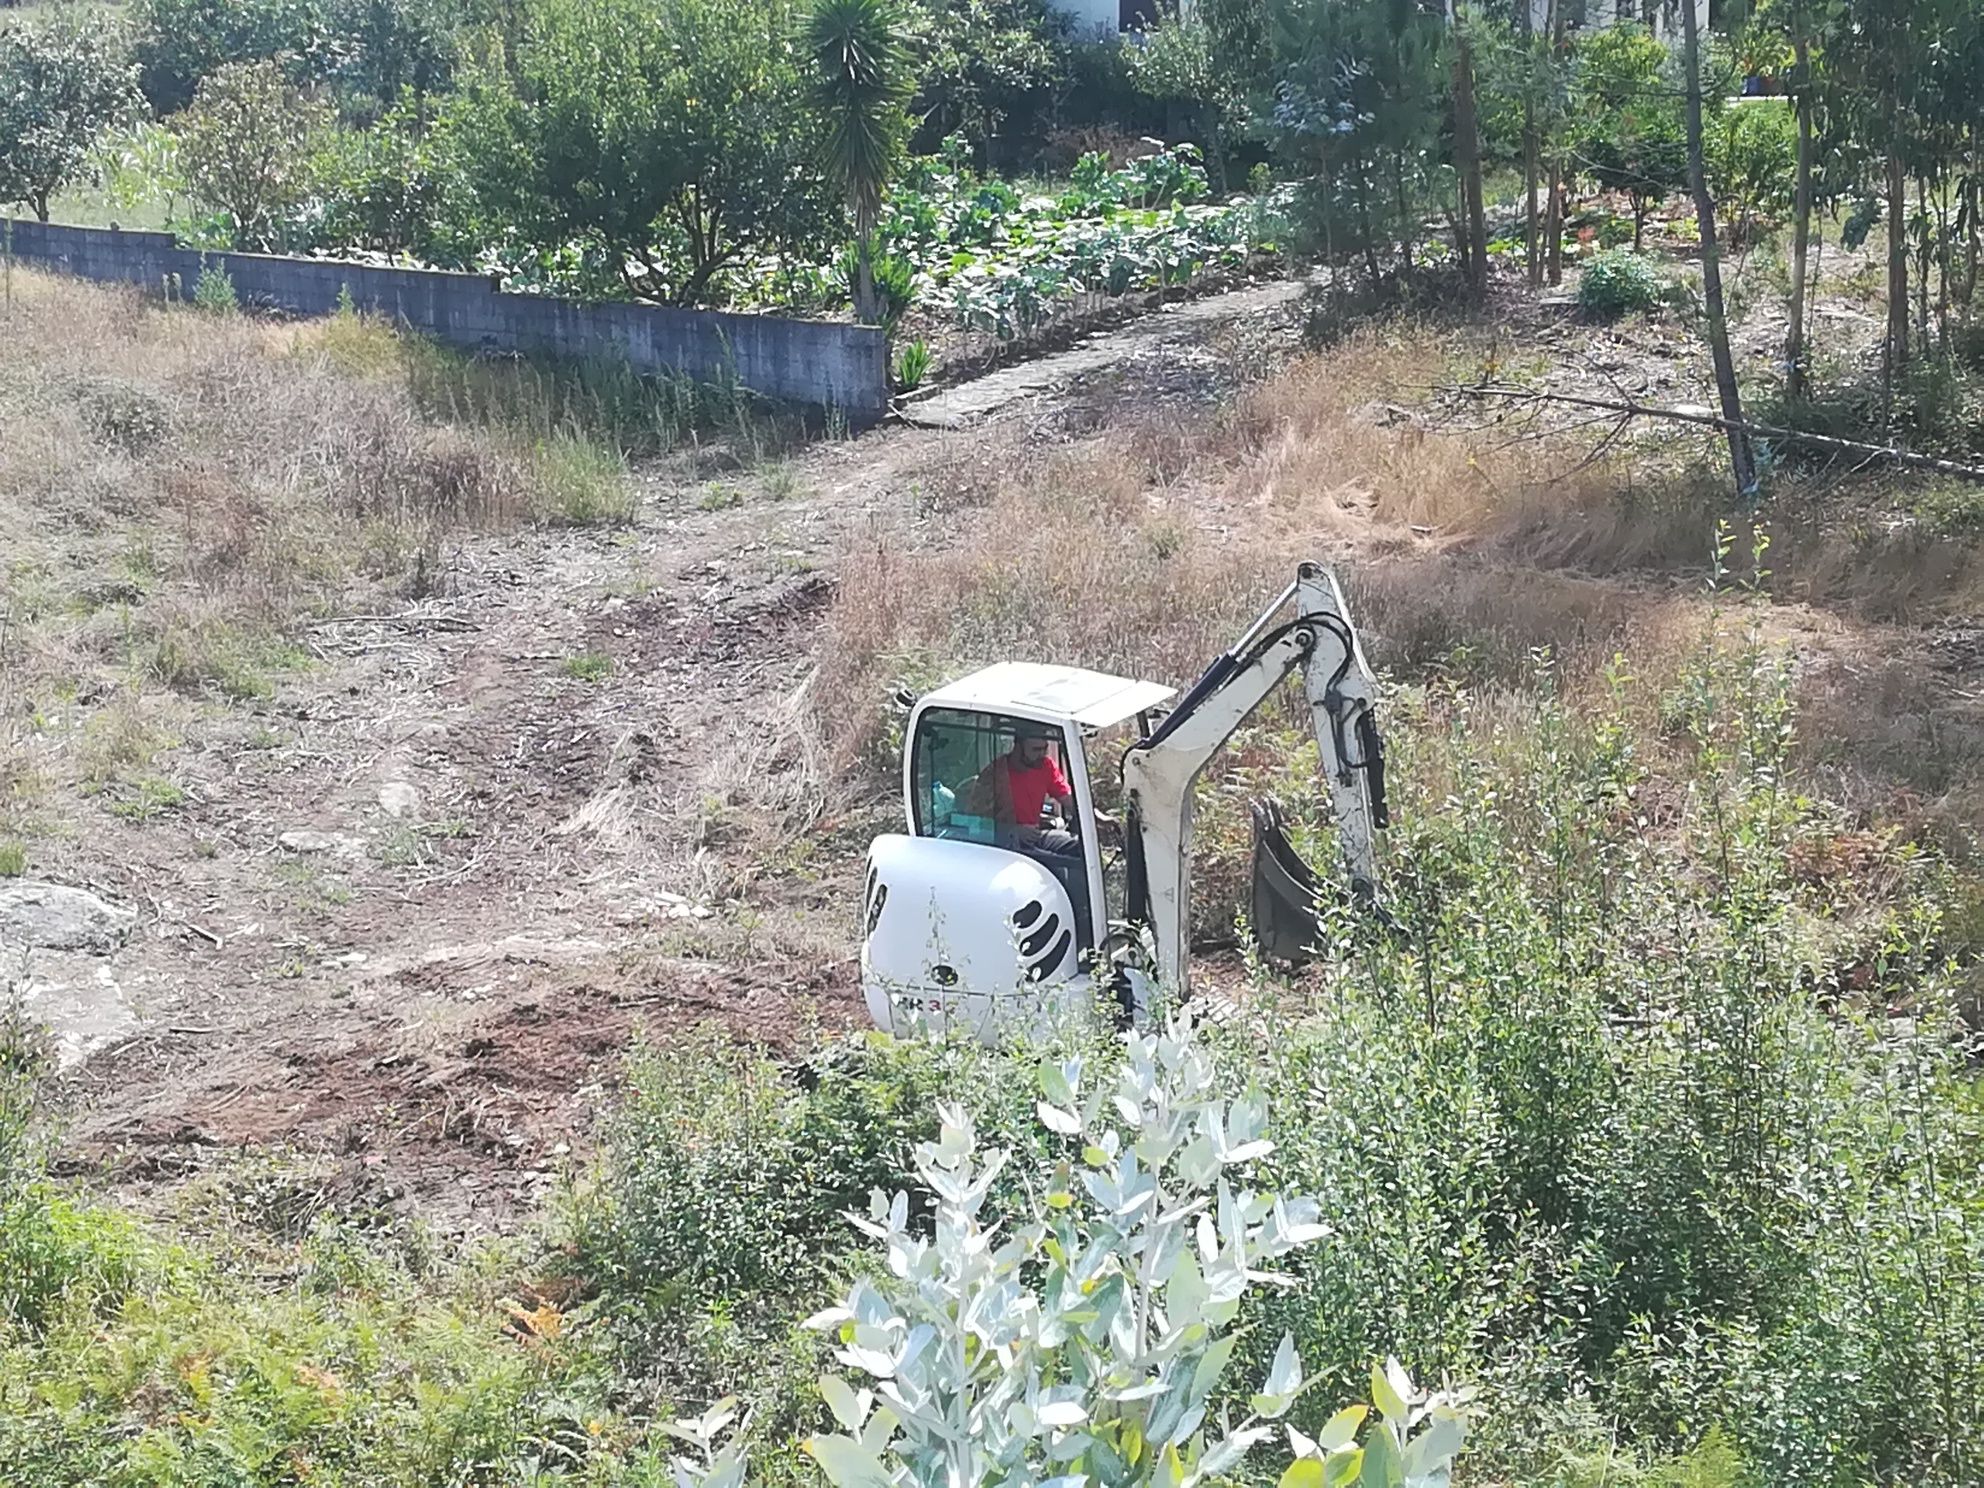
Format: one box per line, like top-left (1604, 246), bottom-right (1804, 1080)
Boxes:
top-left (1119, 563), bottom-right (1386, 995)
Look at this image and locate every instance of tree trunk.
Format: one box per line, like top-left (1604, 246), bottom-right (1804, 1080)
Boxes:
top-left (1524, 99), bottom-right (1541, 286)
top-left (1544, 0), bottom-right (1567, 286)
top-left (32, 192), bottom-right (50, 224)
top-left (1356, 162), bottom-right (1381, 285)
top-left (1887, 147), bottom-right (1909, 381)
top-left (1545, 170), bottom-right (1565, 285)
top-left (1936, 167), bottom-right (1952, 353)
top-left (1451, 2), bottom-right (1489, 294)
top-left (856, 233), bottom-right (876, 326)
top-left (1321, 155), bottom-right (1338, 269)
top-left (1522, 0), bottom-right (1541, 284)
top-left (1681, 0), bottom-right (1757, 498)
top-left (1201, 100), bottom-right (1227, 194)
top-left (1785, 33), bottom-right (1814, 401)
top-left (1964, 130), bottom-right (1980, 306)
top-left (1393, 155), bottom-right (1415, 276)
top-left (1915, 176), bottom-right (1930, 346)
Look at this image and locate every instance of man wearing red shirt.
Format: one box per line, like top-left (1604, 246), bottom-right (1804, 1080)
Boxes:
top-left (968, 722), bottom-right (1077, 851)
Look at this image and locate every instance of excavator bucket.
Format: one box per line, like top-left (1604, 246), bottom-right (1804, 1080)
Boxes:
top-left (1249, 797), bottom-right (1327, 967)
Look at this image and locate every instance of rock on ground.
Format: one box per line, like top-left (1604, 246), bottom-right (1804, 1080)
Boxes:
top-left (0, 881), bottom-right (139, 953)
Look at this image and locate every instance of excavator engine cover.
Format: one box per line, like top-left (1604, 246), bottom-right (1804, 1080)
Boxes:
top-left (1249, 797), bottom-right (1327, 967)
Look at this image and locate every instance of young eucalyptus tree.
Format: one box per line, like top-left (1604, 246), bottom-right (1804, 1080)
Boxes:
top-left (668, 1016), bottom-right (1473, 1488)
top-left (1679, 0), bottom-right (1756, 499)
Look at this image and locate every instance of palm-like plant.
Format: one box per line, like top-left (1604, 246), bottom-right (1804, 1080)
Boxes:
top-left (802, 0), bottom-right (914, 326)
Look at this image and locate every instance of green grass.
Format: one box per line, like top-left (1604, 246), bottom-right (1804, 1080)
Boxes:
top-left (0, 842), bottom-right (23, 877)
top-left (138, 618), bottom-right (309, 703)
top-left (560, 651), bottom-right (614, 683)
top-left (270, 860), bottom-right (353, 908)
top-left (104, 776), bottom-right (185, 822)
top-left (530, 433), bottom-right (636, 526)
top-left (0, 1011), bottom-right (671, 1486)
top-left (370, 824), bottom-right (430, 867)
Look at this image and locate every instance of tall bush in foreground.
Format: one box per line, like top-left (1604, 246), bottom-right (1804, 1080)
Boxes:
top-left (669, 1019), bottom-right (1474, 1488)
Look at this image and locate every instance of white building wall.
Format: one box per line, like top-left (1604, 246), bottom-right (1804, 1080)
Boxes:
top-left (1056, 0), bottom-right (1120, 39)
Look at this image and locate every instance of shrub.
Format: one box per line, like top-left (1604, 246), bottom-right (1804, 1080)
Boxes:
top-left (175, 60), bottom-right (333, 251)
top-left (753, 1022), bottom-right (1476, 1488)
top-left (529, 431), bottom-right (635, 526)
top-left (192, 256), bottom-right (238, 314)
top-left (1706, 98), bottom-right (1797, 244)
top-left (584, 1032), bottom-right (953, 1310)
top-left (609, 562), bottom-right (1984, 1485)
top-left (1578, 249), bottom-right (1662, 317)
top-left (892, 338), bottom-right (931, 392)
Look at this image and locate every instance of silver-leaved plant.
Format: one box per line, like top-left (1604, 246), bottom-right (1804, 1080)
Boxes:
top-left (672, 1013), bottom-right (1472, 1488)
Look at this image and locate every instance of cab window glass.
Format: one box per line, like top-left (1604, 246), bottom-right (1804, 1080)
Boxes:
top-left (911, 709), bottom-right (1067, 843)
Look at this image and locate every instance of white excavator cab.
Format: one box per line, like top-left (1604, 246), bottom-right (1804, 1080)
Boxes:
top-left (860, 563), bottom-right (1389, 1042)
top-left (861, 664), bottom-right (1173, 1040)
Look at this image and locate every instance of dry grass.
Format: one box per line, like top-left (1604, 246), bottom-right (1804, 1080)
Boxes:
top-left (818, 324), bottom-right (1984, 864)
top-left (0, 269), bottom-right (633, 820)
top-left (818, 330), bottom-right (1689, 770)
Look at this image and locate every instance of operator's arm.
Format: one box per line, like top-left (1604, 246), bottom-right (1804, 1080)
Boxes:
top-left (1047, 755), bottom-right (1073, 816)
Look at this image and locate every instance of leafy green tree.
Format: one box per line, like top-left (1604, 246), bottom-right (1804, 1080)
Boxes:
top-left (1821, 0), bottom-right (1981, 384)
top-left (0, 14), bottom-right (139, 223)
top-left (1471, 8), bottom-right (1572, 286)
top-left (449, 0), bottom-right (836, 305)
top-left (803, 0), bottom-right (915, 325)
top-left (130, 0), bottom-right (333, 114)
top-left (1570, 23), bottom-right (1686, 252)
top-left (1679, 0), bottom-right (1755, 496)
top-left (131, 0), bottom-right (462, 119)
top-left (1265, 0), bottom-right (1448, 284)
top-left (175, 59), bottom-right (333, 249)
top-left (324, 0), bottom-right (462, 121)
top-left (306, 95), bottom-right (460, 257)
top-left (1450, 1), bottom-right (1488, 291)
top-left (1754, 0), bottom-right (1840, 398)
top-left (1704, 96), bottom-right (1795, 248)
top-left (901, 0), bottom-right (1065, 159)
top-left (1126, 11), bottom-right (1234, 193)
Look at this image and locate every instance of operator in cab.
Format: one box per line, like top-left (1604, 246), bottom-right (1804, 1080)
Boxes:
top-left (966, 721), bottom-right (1078, 853)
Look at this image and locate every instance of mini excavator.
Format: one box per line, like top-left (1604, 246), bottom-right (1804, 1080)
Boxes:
top-left (859, 562), bottom-right (1387, 1039)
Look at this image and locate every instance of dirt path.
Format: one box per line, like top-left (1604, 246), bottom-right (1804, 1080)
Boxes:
top-left (898, 278), bottom-right (1312, 428)
top-left (45, 426), bottom-right (961, 1226)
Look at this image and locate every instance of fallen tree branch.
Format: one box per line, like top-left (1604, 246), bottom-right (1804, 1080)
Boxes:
top-left (1439, 382), bottom-right (1984, 484)
top-left (308, 612), bottom-right (482, 633)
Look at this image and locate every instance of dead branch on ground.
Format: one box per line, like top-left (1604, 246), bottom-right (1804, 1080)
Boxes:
top-left (1440, 383), bottom-right (1984, 485)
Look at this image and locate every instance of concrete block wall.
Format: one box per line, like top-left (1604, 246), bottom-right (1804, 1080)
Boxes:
top-left (1, 219), bottom-right (887, 420)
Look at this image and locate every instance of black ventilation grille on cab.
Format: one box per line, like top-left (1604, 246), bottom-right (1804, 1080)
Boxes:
top-left (1010, 899), bottom-right (1071, 983)
top-left (864, 868), bottom-right (887, 936)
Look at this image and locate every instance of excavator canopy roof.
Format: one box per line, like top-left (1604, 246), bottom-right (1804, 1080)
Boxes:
top-left (921, 662), bottom-right (1176, 732)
